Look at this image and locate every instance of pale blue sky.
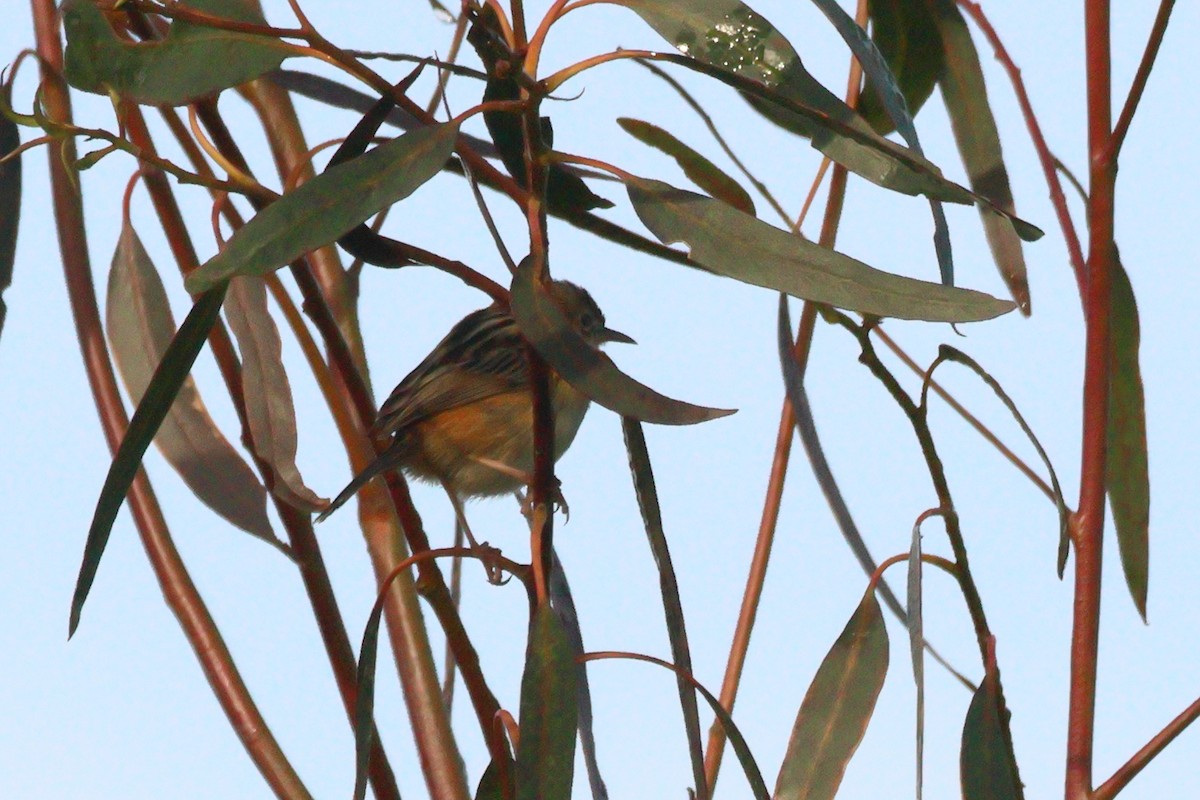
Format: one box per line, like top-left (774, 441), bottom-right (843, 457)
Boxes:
top-left (2, 2), bottom-right (1198, 798)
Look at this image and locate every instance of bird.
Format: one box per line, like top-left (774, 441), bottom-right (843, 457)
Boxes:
top-left (316, 279), bottom-right (634, 543)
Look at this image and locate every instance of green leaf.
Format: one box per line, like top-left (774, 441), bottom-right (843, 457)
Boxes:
top-left (106, 226), bottom-right (282, 548)
top-left (622, 419), bottom-right (707, 798)
top-left (928, 347), bottom-right (1070, 576)
top-left (224, 276), bottom-right (325, 512)
top-left (930, 0), bottom-right (1030, 313)
top-left (474, 759), bottom-right (512, 800)
top-left (618, 0), bottom-right (970, 203)
top-left (1107, 255), bottom-right (1149, 620)
top-left (628, 178), bottom-right (1014, 322)
top-left (516, 606), bottom-right (578, 800)
top-left (859, 0), bottom-right (944, 135)
top-left (185, 121), bottom-right (459, 293)
top-left (908, 517), bottom-right (925, 800)
top-left (960, 671), bottom-right (1023, 800)
top-left (0, 114), bottom-right (20, 341)
top-left (70, 283), bottom-right (229, 637)
top-left (510, 261), bottom-right (735, 425)
top-left (62, 0), bottom-right (291, 105)
top-left (775, 589), bottom-right (889, 800)
top-left (617, 117), bottom-right (755, 215)
top-left (804, 0), bottom-right (955, 286)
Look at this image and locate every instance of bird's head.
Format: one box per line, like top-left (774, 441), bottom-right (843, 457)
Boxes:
top-left (550, 280), bottom-right (636, 348)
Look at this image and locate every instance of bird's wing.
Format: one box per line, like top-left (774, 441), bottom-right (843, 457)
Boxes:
top-left (372, 305), bottom-right (529, 437)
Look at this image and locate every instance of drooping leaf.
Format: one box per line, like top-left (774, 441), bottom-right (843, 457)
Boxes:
top-left (629, 178), bottom-right (1014, 322)
top-left (224, 276), bottom-right (325, 511)
top-left (618, 0), bottom-right (969, 203)
top-left (805, 0), bottom-right (956, 285)
top-left (106, 225), bottom-right (280, 545)
top-left (775, 589), bottom-right (889, 800)
top-left (1107, 254), bottom-right (1149, 620)
top-left (185, 121), bottom-right (460, 293)
top-left (549, 554), bottom-right (609, 800)
top-left (70, 284), bottom-right (229, 637)
top-left (62, 0), bottom-right (292, 105)
top-left (930, 0), bottom-right (1030, 313)
top-left (927, 347), bottom-right (1070, 575)
top-left (617, 117), bottom-right (755, 215)
top-left (0, 114), bottom-right (20, 341)
top-left (467, 4), bottom-right (613, 213)
top-left (909, 516), bottom-right (925, 800)
top-left (960, 670), bottom-right (1023, 800)
top-left (510, 261), bottom-right (734, 425)
top-left (516, 606), bottom-right (578, 800)
top-left (859, 0), bottom-right (944, 135)
top-left (622, 418), bottom-right (707, 799)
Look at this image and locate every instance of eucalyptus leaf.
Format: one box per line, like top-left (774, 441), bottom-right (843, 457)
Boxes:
top-left (185, 122), bottom-right (460, 293)
top-left (629, 178), bottom-right (1014, 322)
top-left (510, 261), bottom-right (734, 425)
top-left (516, 607), bottom-right (578, 800)
top-left (1107, 254), bottom-right (1149, 620)
top-left (106, 226), bottom-right (279, 545)
top-left (63, 0), bottom-right (292, 105)
top-left (960, 672), bottom-right (1024, 800)
top-left (775, 589), bottom-right (889, 800)
top-left (0, 114), bottom-right (19, 341)
top-left (859, 0), bottom-right (944, 135)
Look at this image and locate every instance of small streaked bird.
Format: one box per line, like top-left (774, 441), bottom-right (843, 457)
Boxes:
top-left (317, 280), bottom-right (634, 539)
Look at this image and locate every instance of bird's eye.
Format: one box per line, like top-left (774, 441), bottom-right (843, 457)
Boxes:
top-left (579, 312), bottom-right (596, 332)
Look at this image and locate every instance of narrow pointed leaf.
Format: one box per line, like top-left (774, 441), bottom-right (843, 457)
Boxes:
top-left (474, 759), bottom-right (512, 800)
top-left (775, 590), bottom-right (889, 800)
top-left (618, 0), bottom-right (969, 202)
top-left (622, 418), bottom-right (708, 799)
top-left (185, 121), bottom-right (460, 293)
top-left (929, 347), bottom-right (1070, 575)
top-left (629, 178), bottom-right (1014, 322)
top-left (859, 0), bottom-right (944, 136)
top-left (63, 0), bottom-right (291, 105)
top-left (805, 0), bottom-right (955, 286)
top-left (617, 117), bottom-right (755, 215)
top-left (1107, 255), bottom-right (1149, 620)
top-left (549, 555), bottom-right (609, 800)
top-left (908, 518), bottom-right (925, 800)
top-left (0, 115), bottom-right (20, 341)
top-left (70, 284), bottom-right (229, 637)
top-left (511, 262), bottom-right (734, 424)
top-left (352, 579), bottom-right (388, 800)
top-left (106, 226), bottom-right (279, 543)
top-left (960, 672), bottom-right (1023, 800)
top-left (930, 0), bottom-right (1030, 313)
top-left (225, 276), bottom-right (325, 511)
top-left (516, 606), bottom-right (578, 800)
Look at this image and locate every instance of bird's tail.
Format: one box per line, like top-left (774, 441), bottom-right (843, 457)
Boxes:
top-left (315, 450), bottom-right (398, 523)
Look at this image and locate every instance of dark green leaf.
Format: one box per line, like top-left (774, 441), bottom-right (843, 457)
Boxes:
top-left (628, 178), bottom-right (1014, 322)
top-left (516, 606), bottom-right (578, 800)
top-left (62, 0), bottom-right (291, 105)
top-left (622, 418), bottom-right (707, 799)
top-left (617, 117), bottom-right (755, 215)
top-left (70, 284), bottom-right (228, 637)
top-left (474, 759), bottom-right (512, 800)
top-left (859, 0), bottom-right (944, 135)
top-left (1107, 255), bottom-right (1149, 620)
top-left (909, 517), bottom-right (925, 800)
top-left (106, 226), bottom-right (281, 547)
top-left (352, 574), bottom-right (388, 800)
top-left (805, 0), bottom-right (955, 286)
top-left (224, 276), bottom-right (325, 512)
top-left (0, 114), bottom-right (20, 341)
top-left (775, 590), bottom-right (889, 800)
top-left (185, 122), bottom-right (460, 293)
top-left (548, 555), bottom-right (609, 800)
top-left (510, 262), bottom-right (734, 425)
top-left (619, 0), bottom-right (969, 202)
top-left (467, 5), bottom-right (612, 213)
top-left (931, 0), bottom-right (1030, 313)
top-left (927, 347), bottom-right (1070, 575)
top-left (960, 671), bottom-right (1023, 800)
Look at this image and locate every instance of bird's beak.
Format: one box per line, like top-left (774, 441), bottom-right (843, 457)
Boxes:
top-left (600, 326), bottom-right (636, 345)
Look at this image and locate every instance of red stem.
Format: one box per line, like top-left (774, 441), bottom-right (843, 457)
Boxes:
top-left (1066, 1), bottom-right (1114, 797)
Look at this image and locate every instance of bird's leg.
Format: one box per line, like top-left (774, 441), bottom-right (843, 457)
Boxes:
top-left (441, 483), bottom-right (505, 584)
top-left (469, 455), bottom-right (570, 521)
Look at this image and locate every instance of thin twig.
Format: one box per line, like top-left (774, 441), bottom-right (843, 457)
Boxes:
top-left (1109, 0), bottom-right (1175, 160)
